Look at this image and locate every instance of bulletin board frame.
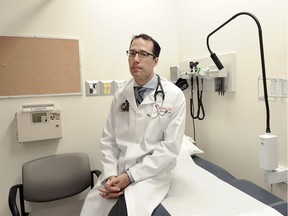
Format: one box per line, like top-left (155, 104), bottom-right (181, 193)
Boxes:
top-left (0, 35), bottom-right (82, 98)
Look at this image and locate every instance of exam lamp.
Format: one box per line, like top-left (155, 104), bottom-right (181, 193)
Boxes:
top-left (206, 12), bottom-right (270, 134)
top-left (206, 12), bottom-right (285, 177)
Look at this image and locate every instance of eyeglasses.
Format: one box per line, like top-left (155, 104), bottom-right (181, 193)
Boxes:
top-left (126, 50), bottom-right (156, 58)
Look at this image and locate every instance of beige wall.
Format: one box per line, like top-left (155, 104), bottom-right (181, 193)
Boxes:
top-left (176, 0), bottom-right (287, 201)
top-left (0, 0), bottom-right (287, 215)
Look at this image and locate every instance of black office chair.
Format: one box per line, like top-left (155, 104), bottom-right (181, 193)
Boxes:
top-left (8, 152), bottom-right (101, 216)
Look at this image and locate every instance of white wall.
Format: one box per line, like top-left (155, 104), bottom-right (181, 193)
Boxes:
top-left (0, 0), bottom-right (178, 215)
top-left (0, 0), bottom-right (287, 215)
top-left (176, 0), bottom-right (287, 201)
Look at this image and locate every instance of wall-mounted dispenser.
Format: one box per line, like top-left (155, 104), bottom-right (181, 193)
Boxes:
top-left (85, 80), bottom-right (127, 96)
top-left (15, 103), bottom-right (62, 143)
top-left (85, 80), bottom-right (101, 96)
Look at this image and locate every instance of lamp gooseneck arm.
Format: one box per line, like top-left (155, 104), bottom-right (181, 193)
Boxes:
top-left (206, 12), bottom-right (271, 133)
top-left (206, 15), bottom-right (236, 54)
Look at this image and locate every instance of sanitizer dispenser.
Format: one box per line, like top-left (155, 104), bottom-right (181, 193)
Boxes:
top-left (15, 103), bottom-right (62, 143)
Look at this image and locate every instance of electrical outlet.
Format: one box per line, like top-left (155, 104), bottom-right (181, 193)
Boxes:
top-left (100, 81), bottom-right (113, 96)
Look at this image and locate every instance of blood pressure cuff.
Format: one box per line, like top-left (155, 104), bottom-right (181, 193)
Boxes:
top-left (175, 78), bottom-right (188, 91)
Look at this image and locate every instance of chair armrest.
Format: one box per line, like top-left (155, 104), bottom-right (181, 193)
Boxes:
top-left (92, 170), bottom-right (102, 177)
top-left (90, 170), bottom-right (102, 188)
top-left (8, 184), bottom-right (21, 216)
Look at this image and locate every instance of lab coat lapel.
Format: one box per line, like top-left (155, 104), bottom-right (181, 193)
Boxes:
top-left (123, 81), bottom-right (137, 110)
top-left (142, 92), bottom-right (154, 105)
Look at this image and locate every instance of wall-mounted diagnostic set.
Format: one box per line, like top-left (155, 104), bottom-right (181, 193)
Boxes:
top-left (170, 52), bottom-right (236, 94)
top-left (15, 103), bottom-right (62, 143)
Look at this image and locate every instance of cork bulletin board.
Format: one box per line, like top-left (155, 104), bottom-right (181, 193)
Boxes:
top-left (0, 36), bottom-right (81, 97)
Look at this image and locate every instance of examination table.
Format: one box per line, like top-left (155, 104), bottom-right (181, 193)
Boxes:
top-left (152, 135), bottom-right (287, 216)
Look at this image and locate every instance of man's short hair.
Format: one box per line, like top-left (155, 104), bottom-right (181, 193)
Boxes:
top-left (130, 34), bottom-right (161, 58)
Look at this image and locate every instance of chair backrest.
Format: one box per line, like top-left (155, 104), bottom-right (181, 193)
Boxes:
top-left (22, 152), bottom-right (91, 202)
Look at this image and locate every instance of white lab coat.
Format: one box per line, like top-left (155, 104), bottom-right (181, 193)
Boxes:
top-left (80, 76), bottom-right (186, 216)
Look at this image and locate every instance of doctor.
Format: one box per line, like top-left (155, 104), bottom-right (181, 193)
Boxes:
top-left (80, 34), bottom-right (186, 216)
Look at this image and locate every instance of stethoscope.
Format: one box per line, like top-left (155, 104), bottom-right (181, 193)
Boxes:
top-left (148, 74), bottom-right (167, 118)
top-left (154, 74), bottom-right (165, 101)
top-left (121, 74), bottom-right (166, 117)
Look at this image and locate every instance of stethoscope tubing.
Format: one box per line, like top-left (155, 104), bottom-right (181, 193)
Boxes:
top-left (154, 74), bottom-right (165, 102)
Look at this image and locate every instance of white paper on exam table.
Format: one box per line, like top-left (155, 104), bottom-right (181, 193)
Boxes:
top-left (161, 151), bottom-right (283, 216)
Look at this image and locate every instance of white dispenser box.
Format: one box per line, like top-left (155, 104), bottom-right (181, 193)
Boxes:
top-left (112, 80), bottom-right (126, 94)
top-left (85, 80), bottom-right (101, 96)
top-left (15, 103), bottom-right (62, 143)
top-left (259, 134), bottom-right (278, 170)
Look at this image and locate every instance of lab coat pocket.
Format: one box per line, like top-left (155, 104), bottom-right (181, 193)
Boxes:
top-left (147, 102), bottom-right (173, 119)
top-left (114, 110), bottom-right (131, 137)
top-left (145, 103), bottom-right (173, 141)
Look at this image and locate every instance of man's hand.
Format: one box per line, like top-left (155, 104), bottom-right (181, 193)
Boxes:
top-left (98, 173), bottom-right (131, 199)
